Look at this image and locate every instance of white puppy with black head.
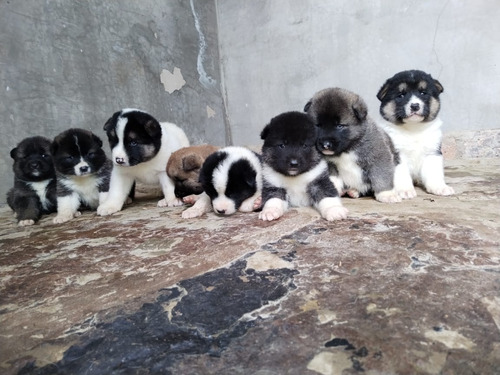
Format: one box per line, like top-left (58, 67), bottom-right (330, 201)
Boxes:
top-left (97, 109), bottom-right (190, 216)
top-left (377, 70), bottom-right (454, 196)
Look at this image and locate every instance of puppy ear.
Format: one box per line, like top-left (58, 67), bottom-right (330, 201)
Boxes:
top-left (260, 124), bottom-right (270, 140)
top-left (433, 79), bottom-right (444, 94)
top-left (144, 119), bottom-right (162, 138)
top-left (10, 147), bottom-right (18, 159)
top-left (103, 111), bottom-right (120, 132)
top-left (92, 133), bottom-right (103, 148)
top-left (352, 98), bottom-right (368, 122)
top-left (182, 154), bottom-right (202, 172)
top-left (303, 100), bottom-right (312, 113)
top-left (376, 82), bottom-right (390, 101)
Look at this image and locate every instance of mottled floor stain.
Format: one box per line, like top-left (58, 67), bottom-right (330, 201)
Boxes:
top-left (1, 158), bottom-right (499, 375)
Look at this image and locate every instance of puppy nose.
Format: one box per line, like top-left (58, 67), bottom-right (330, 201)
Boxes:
top-left (289, 159), bottom-right (299, 167)
top-left (216, 208), bottom-right (226, 214)
top-left (321, 141), bottom-right (332, 150)
top-left (29, 161), bottom-right (40, 169)
top-left (115, 157), bottom-right (125, 165)
top-left (410, 103), bottom-right (420, 112)
top-left (80, 166), bottom-right (89, 173)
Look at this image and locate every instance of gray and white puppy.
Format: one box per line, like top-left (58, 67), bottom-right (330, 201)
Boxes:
top-left (304, 87), bottom-right (404, 203)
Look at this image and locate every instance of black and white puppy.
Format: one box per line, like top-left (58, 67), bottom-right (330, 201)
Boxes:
top-left (97, 109), bottom-right (190, 216)
top-left (259, 111), bottom-right (348, 221)
top-left (377, 69), bottom-right (454, 196)
top-left (181, 146), bottom-right (262, 218)
top-left (7, 136), bottom-right (57, 226)
top-left (304, 88), bottom-right (404, 202)
top-left (51, 129), bottom-right (112, 223)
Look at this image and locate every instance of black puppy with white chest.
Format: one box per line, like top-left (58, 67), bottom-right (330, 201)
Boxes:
top-left (7, 136), bottom-right (57, 226)
top-left (51, 128), bottom-right (112, 224)
top-left (259, 111), bottom-right (348, 221)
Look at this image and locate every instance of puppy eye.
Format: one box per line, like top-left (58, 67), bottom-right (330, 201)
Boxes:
top-left (337, 124), bottom-right (347, 129)
top-left (279, 144), bottom-right (285, 149)
top-left (315, 123), bottom-right (322, 128)
top-left (41, 154), bottom-right (48, 158)
top-left (65, 156), bottom-right (74, 162)
top-left (419, 91), bottom-right (427, 96)
top-left (302, 143), bottom-right (310, 149)
top-left (88, 152), bottom-right (96, 158)
top-left (398, 92), bottom-right (406, 99)
top-left (129, 140), bottom-right (138, 146)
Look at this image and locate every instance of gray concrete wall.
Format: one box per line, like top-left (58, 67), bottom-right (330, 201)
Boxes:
top-left (0, 0), bottom-right (225, 204)
top-left (216, 0), bottom-right (500, 146)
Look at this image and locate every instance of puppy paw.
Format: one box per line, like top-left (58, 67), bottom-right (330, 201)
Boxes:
top-left (322, 205), bottom-right (349, 221)
top-left (181, 206), bottom-right (205, 219)
top-left (97, 203), bottom-right (121, 216)
top-left (344, 189), bottom-right (360, 198)
top-left (375, 190), bottom-right (402, 203)
top-left (18, 219), bottom-right (35, 227)
top-left (239, 196), bottom-right (262, 213)
top-left (427, 185), bottom-right (455, 196)
top-left (253, 196), bottom-right (262, 211)
top-left (53, 212), bottom-right (78, 224)
top-left (158, 197), bottom-right (184, 207)
top-left (182, 194), bottom-right (199, 205)
top-left (397, 187), bottom-right (417, 199)
top-left (259, 206), bottom-right (284, 221)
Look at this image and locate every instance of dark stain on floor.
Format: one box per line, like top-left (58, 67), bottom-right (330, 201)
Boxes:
top-left (19, 259), bottom-right (298, 375)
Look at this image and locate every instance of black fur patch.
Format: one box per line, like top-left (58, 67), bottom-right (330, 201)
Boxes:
top-left (7, 136), bottom-right (57, 223)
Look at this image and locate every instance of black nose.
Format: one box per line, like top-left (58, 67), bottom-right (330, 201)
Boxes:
top-left (321, 141), bottom-right (332, 150)
top-left (80, 166), bottom-right (89, 173)
top-left (410, 103), bottom-right (420, 112)
top-left (289, 159), bottom-right (298, 168)
top-left (216, 209), bottom-right (226, 214)
top-left (115, 157), bottom-right (125, 165)
top-left (29, 161), bottom-right (40, 169)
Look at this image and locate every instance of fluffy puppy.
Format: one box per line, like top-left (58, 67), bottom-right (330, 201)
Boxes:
top-left (377, 69), bottom-right (454, 196)
top-left (51, 129), bottom-right (112, 223)
top-left (166, 144), bottom-right (219, 199)
top-left (304, 87), bottom-right (404, 202)
top-left (7, 136), bottom-right (57, 226)
top-left (259, 111), bottom-right (348, 221)
top-left (97, 109), bottom-right (190, 216)
top-left (182, 146), bottom-right (262, 218)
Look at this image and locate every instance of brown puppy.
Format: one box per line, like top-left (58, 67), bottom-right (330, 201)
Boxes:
top-left (166, 144), bottom-right (219, 199)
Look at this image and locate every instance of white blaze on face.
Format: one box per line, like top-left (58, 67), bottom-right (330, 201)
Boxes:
top-left (112, 116), bottom-right (130, 166)
top-left (212, 196), bottom-right (237, 215)
top-left (74, 159), bottom-right (90, 176)
top-left (403, 94), bottom-right (425, 122)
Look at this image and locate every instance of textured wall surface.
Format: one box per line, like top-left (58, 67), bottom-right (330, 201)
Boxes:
top-left (0, 0), bottom-right (225, 203)
top-left (216, 0), bottom-right (500, 146)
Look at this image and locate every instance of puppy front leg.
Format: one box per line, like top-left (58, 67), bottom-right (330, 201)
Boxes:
top-left (421, 155), bottom-right (454, 196)
top-left (97, 169), bottom-right (133, 216)
top-left (13, 195), bottom-right (41, 226)
top-left (259, 198), bottom-right (288, 221)
top-left (182, 193), bottom-right (212, 218)
top-left (157, 172), bottom-right (184, 207)
top-left (316, 197), bottom-right (348, 221)
top-left (393, 161), bottom-right (417, 199)
top-left (53, 194), bottom-right (81, 224)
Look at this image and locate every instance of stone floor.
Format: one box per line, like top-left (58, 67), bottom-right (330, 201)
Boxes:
top-left (0, 158), bottom-right (499, 375)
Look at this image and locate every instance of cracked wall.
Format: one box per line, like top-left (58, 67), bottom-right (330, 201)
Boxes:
top-left (0, 0), bottom-right (225, 203)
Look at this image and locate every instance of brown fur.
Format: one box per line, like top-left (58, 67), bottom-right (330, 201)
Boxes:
top-left (166, 144), bottom-right (219, 198)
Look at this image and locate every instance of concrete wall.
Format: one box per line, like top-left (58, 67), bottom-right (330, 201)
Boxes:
top-left (0, 0), bottom-right (225, 203)
top-left (216, 0), bottom-right (500, 146)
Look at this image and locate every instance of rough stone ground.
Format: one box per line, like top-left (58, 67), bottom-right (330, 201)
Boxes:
top-left (0, 158), bottom-right (499, 375)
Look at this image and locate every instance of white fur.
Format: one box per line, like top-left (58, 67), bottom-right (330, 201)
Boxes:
top-left (380, 117), bottom-right (454, 196)
top-left (97, 118), bottom-right (190, 216)
top-left (403, 95), bottom-right (425, 122)
top-left (182, 146), bottom-right (262, 218)
top-left (327, 152), bottom-right (371, 195)
top-left (73, 159), bottom-right (91, 176)
top-left (259, 197), bottom-right (287, 221)
top-left (316, 197), bottom-right (348, 221)
top-left (27, 180), bottom-right (51, 211)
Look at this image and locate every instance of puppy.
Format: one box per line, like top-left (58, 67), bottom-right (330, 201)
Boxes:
top-left (166, 144), bottom-right (219, 199)
top-left (304, 87), bottom-right (403, 202)
top-left (181, 146), bottom-right (262, 218)
top-left (377, 69), bottom-right (454, 196)
top-left (51, 129), bottom-right (112, 223)
top-left (259, 111), bottom-right (348, 221)
top-left (7, 136), bottom-right (57, 226)
top-left (97, 109), bottom-right (190, 216)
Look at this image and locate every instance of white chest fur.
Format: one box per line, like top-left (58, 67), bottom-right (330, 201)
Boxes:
top-left (380, 118), bottom-right (443, 179)
top-left (61, 175), bottom-right (101, 208)
top-left (27, 180), bottom-right (51, 210)
top-left (328, 152), bottom-right (370, 193)
top-left (263, 161), bottom-right (326, 207)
